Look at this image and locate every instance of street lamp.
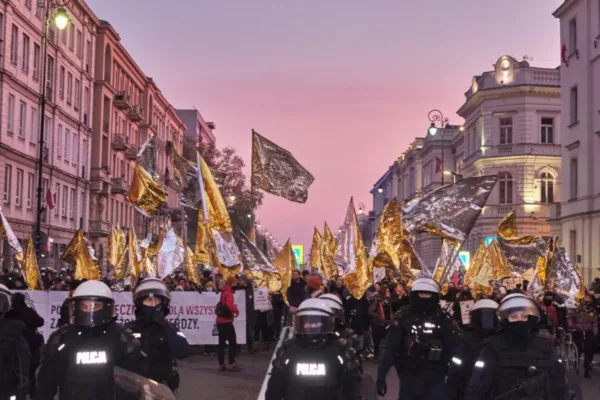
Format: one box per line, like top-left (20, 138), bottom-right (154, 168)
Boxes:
top-left (35, 0), bottom-right (71, 257)
top-left (427, 109), bottom-right (449, 185)
top-left (377, 187), bottom-right (383, 193)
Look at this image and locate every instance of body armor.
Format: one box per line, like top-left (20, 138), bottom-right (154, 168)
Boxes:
top-left (485, 332), bottom-right (553, 400)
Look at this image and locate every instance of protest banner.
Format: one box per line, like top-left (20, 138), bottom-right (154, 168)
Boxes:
top-left (253, 287), bottom-right (271, 311)
top-left (459, 300), bottom-right (475, 325)
top-left (14, 290), bottom-right (246, 345)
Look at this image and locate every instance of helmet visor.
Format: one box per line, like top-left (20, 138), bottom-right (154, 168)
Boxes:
top-left (294, 314), bottom-right (334, 336)
top-left (497, 297), bottom-right (540, 322)
top-left (69, 297), bottom-right (115, 327)
top-left (470, 308), bottom-right (497, 330)
top-left (132, 286), bottom-right (170, 304)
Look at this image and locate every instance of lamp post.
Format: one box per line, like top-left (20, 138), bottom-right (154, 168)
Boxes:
top-left (34, 0), bottom-right (71, 257)
top-left (427, 109), bottom-right (449, 185)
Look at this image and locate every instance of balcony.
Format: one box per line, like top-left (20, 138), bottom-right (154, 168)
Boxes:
top-left (113, 92), bottom-right (131, 110)
top-left (124, 144), bottom-right (140, 160)
top-left (111, 178), bottom-right (129, 195)
top-left (111, 134), bottom-right (130, 151)
top-left (89, 220), bottom-right (110, 237)
top-left (127, 105), bottom-right (143, 122)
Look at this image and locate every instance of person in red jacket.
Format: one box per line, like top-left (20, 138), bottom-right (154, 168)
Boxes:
top-left (216, 277), bottom-right (241, 372)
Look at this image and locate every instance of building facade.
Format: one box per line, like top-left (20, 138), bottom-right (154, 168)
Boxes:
top-left (370, 55), bottom-right (562, 272)
top-left (0, 0), bottom-right (98, 269)
top-left (176, 108), bottom-right (216, 152)
top-left (551, 0), bottom-right (600, 283)
top-left (89, 20), bottom-right (185, 268)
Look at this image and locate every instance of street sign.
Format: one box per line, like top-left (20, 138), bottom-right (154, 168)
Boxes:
top-left (459, 251), bottom-right (470, 269)
top-left (291, 245), bottom-right (303, 268)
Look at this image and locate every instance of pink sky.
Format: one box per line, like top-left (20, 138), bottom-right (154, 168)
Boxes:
top-left (87, 0), bottom-right (562, 251)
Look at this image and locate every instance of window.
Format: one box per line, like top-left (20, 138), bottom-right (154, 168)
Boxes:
top-left (569, 18), bottom-right (577, 52)
top-left (69, 24), bottom-right (74, 50)
top-left (47, 55), bottom-right (54, 93)
top-left (10, 24), bottom-right (18, 65)
top-left (59, 66), bottom-right (65, 99)
top-left (61, 26), bottom-right (67, 44)
top-left (73, 133), bottom-right (78, 164)
top-left (57, 125), bottom-right (62, 157)
top-left (55, 183), bottom-right (60, 216)
top-left (86, 40), bottom-right (92, 70)
top-left (570, 158), bottom-right (578, 199)
top-left (22, 34), bottom-right (29, 72)
top-left (82, 139), bottom-right (88, 177)
top-left (35, 4), bottom-right (42, 19)
top-left (540, 172), bottom-right (554, 204)
top-left (66, 72), bottom-right (72, 104)
top-left (76, 30), bottom-right (82, 57)
top-left (26, 173), bottom-right (34, 209)
top-left (498, 172), bottom-right (513, 204)
top-left (7, 94), bottom-right (15, 133)
top-left (499, 118), bottom-right (513, 144)
top-left (62, 186), bottom-right (67, 217)
top-left (42, 178), bottom-right (48, 208)
top-left (74, 79), bottom-right (80, 109)
top-left (15, 169), bottom-right (23, 207)
top-left (69, 189), bottom-right (75, 219)
top-left (3, 165), bottom-right (11, 204)
top-left (30, 108), bottom-right (38, 143)
top-left (569, 230), bottom-right (577, 263)
top-left (18, 101), bottom-right (26, 138)
top-left (64, 129), bottom-right (70, 161)
top-left (25, 0), bottom-right (32, 9)
top-left (570, 86), bottom-right (578, 124)
top-left (33, 43), bottom-right (40, 80)
top-left (541, 117), bottom-right (554, 144)
top-left (84, 87), bottom-right (90, 116)
top-left (44, 117), bottom-right (51, 154)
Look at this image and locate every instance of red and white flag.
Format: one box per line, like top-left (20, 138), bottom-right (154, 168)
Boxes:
top-left (46, 189), bottom-right (56, 209)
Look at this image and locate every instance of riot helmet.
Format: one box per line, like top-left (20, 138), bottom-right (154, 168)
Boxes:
top-left (133, 278), bottom-right (171, 317)
top-left (294, 298), bottom-right (335, 337)
top-left (470, 299), bottom-right (499, 331)
top-left (0, 283), bottom-right (11, 317)
top-left (410, 277), bottom-right (440, 313)
top-left (497, 293), bottom-right (540, 323)
top-left (319, 293), bottom-right (345, 324)
top-left (69, 280), bottom-right (115, 327)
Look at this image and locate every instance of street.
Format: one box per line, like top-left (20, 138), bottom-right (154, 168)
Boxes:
top-left (174, 348), bottom-right (600, 400)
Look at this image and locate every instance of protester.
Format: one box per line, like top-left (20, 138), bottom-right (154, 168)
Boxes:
top-left (216, 277), bottom-right (241, 372)
top-left (286, 269), bottom-right (306, 312)
top-left (568, 292), bottom-right (599, 377)
top-left (305, 274), bottom-right (324, 298)
top-left (368, 285), bottom-right (393, 359)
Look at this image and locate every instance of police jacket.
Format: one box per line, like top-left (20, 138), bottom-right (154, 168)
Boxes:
top-left (377, 305), bottom-right (459, 381)
top-left (265, 334), bottom-right (362, 400)
top-left (465, 331), bottom-right (569, 400)
top-left (35, 321), bottom-right (143, 400)
top-left (0, 319), bottom-right (30, 399)
top-left (446, 328), bottom-right (491, 400)
top-left (125, 315), bottom-right (190, 385)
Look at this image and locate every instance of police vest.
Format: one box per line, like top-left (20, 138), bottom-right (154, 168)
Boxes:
top-left (398, 307), bottom-right (447, 370)
top-left (126, 320), bottom-right (174, 384)
top-left (283, 340), bottom-right (346, 400)
top-left (60, 323), bottom-right (121, 400)
top-left (485, 333), bottom-right (553, 399)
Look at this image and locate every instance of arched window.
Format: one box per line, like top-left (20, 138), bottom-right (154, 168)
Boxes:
top-left (498, 172), bottom-right (513, 204)
top-left (104, 45), bottom-right (112, 83)
top-left (540, 172), bottom-right (554, 204)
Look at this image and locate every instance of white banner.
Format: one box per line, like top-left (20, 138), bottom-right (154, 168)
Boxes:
top-left (15, 290), bottom-right (246, 345)
top-left (253, 288), bottom-right (271, 311)
top-left (459, 300), bottom-right (475, 325)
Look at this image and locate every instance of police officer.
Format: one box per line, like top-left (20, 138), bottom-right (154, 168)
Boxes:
top-left (125, 278), bottom-right (190, 392)
top-left (320, 293), bottom-right (346, 331)
top-left (376, 277), bottom-right (459, 399)
top-left (446, 299), bottom-right (499, 400)
top-left (36, 280), bottom-right (143, 400)
top-left (265, 298), bottom-right (362, 400)
top-left (465, 293), bottom-right (570, 400)
top-left (0, 283), bottom-right (30, 400)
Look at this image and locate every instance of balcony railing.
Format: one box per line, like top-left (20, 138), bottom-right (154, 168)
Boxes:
top-left (111, 134), bottom-right (130, 151)
top-left (111, 178), bottom-right (129, 195)
top-left (89, 220), bottom-right (110, 237)
top-left (124, 144), bottom-right (140, 160)
top-left (127, 105), bottom-right (143, 122)
top-left (113, 92), bottom-right (131, 110)
top-left (497, 144), bottom-right (513, 155)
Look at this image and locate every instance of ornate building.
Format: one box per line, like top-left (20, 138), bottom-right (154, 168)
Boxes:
top-left (550, 0), bottom-right (600, 283)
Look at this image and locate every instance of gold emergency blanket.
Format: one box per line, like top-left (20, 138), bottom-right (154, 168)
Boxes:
top-left (309, 227), bottom-right (324, 270)
top-left (22, 237), bottom-right (40, 290)
top-left (128, 163), bottom-right (167, 217)
top-left (251, 130), bottom-right (315, 203)
top-left (545, 244), bottom-right (584, 303)
top-left (0, 207), bottom-right (23, 262)
top-left (109, 226), bottom-right (127, 280)
top-left (464, 240), bottom-right (511, 295)
top-left (61, 230), bottom-right (101, 280)
top-left (273, 240), bottom-right (296, 305)
top-left (321, 223), bottom-right (338, 281)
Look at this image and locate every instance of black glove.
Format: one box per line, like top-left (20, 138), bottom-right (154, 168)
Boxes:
top-left (376, 379), bottom-right (387, 396)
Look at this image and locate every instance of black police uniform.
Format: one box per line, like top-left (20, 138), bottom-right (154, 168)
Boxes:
top-left (465, 331), bottom-right (570, 400)
top-left (377, 304), bottom-right (459, 399)
top-left (0, 318), bottom-right (30, 400)
top-left (446, 328), bottom-right (490, 400)
top-left (125, 314), bottom-right (190, 391)
top-left (265, 335), bottom-right (362, 400)
top-left (35, 322), bottom-right (143, 400)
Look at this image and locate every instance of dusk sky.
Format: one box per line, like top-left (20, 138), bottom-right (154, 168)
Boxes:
top-left (87, 0), bottom-right (562, 252)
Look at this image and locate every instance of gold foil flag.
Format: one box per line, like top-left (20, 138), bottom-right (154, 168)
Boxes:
top-left (239, 230), bottom-right (276, 273)
top-left (196, 152), bottom-right (231, 232)
top-left (321, 223), bottom-right (338, 281)
top-left (0, 207), bottom-right (23, 262)
top-left (128, 163), bottom-right (167, 217)
top-left (61, 230), bottom-right (101, 280)
top-left (251, 130), bottom-right (315, 203)
top-left (22, 236), bottom-right (40, 290)
top-left (186, 245), bottom-right (201, 286)
top-left (464, 240), bottom-right (511, 292)
top-left (127, 227), bottom-right (144, 280)
top-left (273, 240), bottom-right (296, 305)
top-left (248, 226), bottom-right (256, 245)
top-left (545, 243), bottom-right (584, 304)
top-left (109, 226), bottom-right (128, 280)
top-left (336, 198), bottom-right (372, 299)
top-left (309, 227), bottom-right (324, 270)
top-left (371, 198), bottom-right (403, 269)
top-left (498, 210), bottom-right (518, 239)
top-left (403, 175), bottom-right (498, 242)
top-left (194, 211), bottom-right (211, 265)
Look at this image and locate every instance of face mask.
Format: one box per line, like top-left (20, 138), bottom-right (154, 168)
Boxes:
top-left (502, 319), bottom-right (534, 340)
top-left (411, 292), bottom-right (438, 313)
top-left (140, 304), bottom-right (161, 319)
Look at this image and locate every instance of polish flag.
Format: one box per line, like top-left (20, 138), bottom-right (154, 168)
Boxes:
top-left (46, 189), bottom-right (56, 209)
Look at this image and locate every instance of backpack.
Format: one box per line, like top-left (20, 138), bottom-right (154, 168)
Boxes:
top-left (215, 296), bottom-right (232, 319)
